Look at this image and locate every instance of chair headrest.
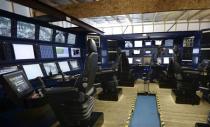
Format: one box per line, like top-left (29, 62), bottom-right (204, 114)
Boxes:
top-left (87, 39), bottom-right (97, 53)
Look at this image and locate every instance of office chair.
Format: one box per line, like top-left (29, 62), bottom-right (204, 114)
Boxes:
top-left (117, 52), bottom-right (135, 86)
top-left (43, 39), bottom-right (100, 127)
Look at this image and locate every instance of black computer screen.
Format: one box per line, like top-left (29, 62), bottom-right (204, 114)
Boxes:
top-left (3, 71), bottom-right (33, 98)
top-left (40, 45), bottom-right (54, 59)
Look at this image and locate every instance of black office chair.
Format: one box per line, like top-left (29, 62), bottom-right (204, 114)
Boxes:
top-left (43, 39), bottom-right (100, 127)
top-left (117, 52), bottom-right (135, 86)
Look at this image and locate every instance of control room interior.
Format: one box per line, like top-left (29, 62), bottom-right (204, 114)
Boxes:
top-left (0, 0), bottom-right (210, 127)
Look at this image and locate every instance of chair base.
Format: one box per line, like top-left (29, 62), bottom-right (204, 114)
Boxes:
top-left (171, 89), bottom-right (200, 105)
top-left (98, 88), bottom-right (122, 101)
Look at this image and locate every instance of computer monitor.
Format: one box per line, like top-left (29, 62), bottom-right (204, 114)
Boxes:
top-left (165, 39), bottom-right (173, 47)
top-left (22, 64), bottom-right (43, 80)
top-left (0, 66), bottom-right (18, 75)
top-left (56, 47), bottom-right (69, 58)
top-left (39, 26), bottom-right (53, 41)
top-left (2, 70), bottom-right (33, 98)
top-left (13, 44), bottom-right (35, 60)
top-left (155, 40), bottom-right (162, 46)
top-left (125, 41), bottom-right (133, 48)
top-left (0, 16), bottom-right (11, 37)
top-left (68, 33), bottom-right (76, 45)
top-left (121, 50), bottom-right (129, 56)
top-left (40, 45), bottom-right (54, 59)
top-left (134, 41), bottom-right (142, 47)
top-left (17, 21), bottom-right (35, 39)
top-left (193, 48), bottom-right (199, 54)
top-left (145, 50), bottom-right (151, 54)
top-left (157, 57), bottom-right (162, 64)
top-left (134, 57), bottom-right (142, 64)
top-left (69, 60), bottom-right (80, 70)
top-left (43, 62), bottom-right (58, 76)
top-left (163, 57), bottom-right (170, 64)
top-left (145, 41), bottom-right (151, 46)
top-left (143, 57), bottom-right (151, 65)
top-left (128, 57), bottom-right (133, 64)
top-left (58, 61), bottom-right (71, 73)
top-left (133, 49), bottom-right (140, 55)
top-left (168, 49), bottom-right (174, 54)
top-left (55, 30), bottom-right (65, 43)
top-left (71, 48), bottom-right (81, 58)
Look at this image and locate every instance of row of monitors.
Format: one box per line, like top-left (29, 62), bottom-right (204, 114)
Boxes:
top-left (22, 60), bottom-right (80, 80)
top-left (128, 57), bottom-right (171, 65)
top-left (11, 43), bottom-right (81, 60)
top-left (0, 17), bottom-right (76, 44)
top-left (122, 48), bottom-right (174, 56)
top-left (124, 39), bottom-right (174, 48)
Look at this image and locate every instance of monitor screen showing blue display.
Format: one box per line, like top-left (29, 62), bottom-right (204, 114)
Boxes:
top-left (39, 26), bottom-right (53, 41)
top-left (163, 57), bottom-right (170, 64)
top-left (58, 61), bottom-right (71, 72)
top-left (145, 50), bottom-right (151, 54)
top-left (193, 48), bottom-right (199, 54)
top-left (13, 44), bottom-right (35, 60)
top-left (133, 49), bottom-right (140, 54)
top-left (40, 45), bottom-right (54, 59)
top-left (128, 57), bottom-right (133, 64)
top-left (23, 64), bottom-right (43, 80)
top-left (145, 41), bottom-right (151, 46)
top-left (0, 17), bottom-right (11, 37)
top-left (125, 41), bottom-right (133, 48)
top-left (155, 40), bottom-right (162, 45)
top-left (56, 47), bottom-right (69, 58)
top-left (17, 21), bottom-right (35, 39)
top-left (68, 33), bottom-right (76, 45)
top-left (43, 62), bottom-right (58, 76)
top-left (134, 41), bottom-right (142, 47)
top-left (165, 39), bottom-right (173, 47)
top-left (55, 30), bottom-right (65, 43)
top-left (168, 49), bottom-right (174, 54)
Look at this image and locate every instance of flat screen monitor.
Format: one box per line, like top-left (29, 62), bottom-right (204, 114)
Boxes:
top-left (168, 49), bottom-right (174, 54)
top-left (58, 61), bottom-right (71, 73)
top-left (3, 71), bottom-right (33, 98)
top-left (22, 64), bottom-right (43, 80)
top-left (165, 39), bottom-right (173, 47)
top-left (145, 41), bottom-right (151, 46)
top-left (69, 60), bottom-right (80, 70)
top-left (39, 26), bottom-right (53, 41)
top-left (55, 30), bottom-right (65, 43)
top-left (56, 47), bottom-right (69, 58)
top-left (13, 44), bottom-right (35, 60)
top-left (128, 58), bottom-right (133, 64)
top-left (193, 48), bottom-right (199, 54)
top-left (43, 62), bottom-right (58, 76)
top-left (121, 50), bottom-right (129, 56)
top-left (163, 57), bottom-right (170, 64)
top-left (155, 40), bottom-right (162, 46)
top-left (125, 41), bottom-right (133, 48)
top-left (133, 49), bottom-right (140, 55)
top-left (71, 48), bottom-right (81, 58)
top-left (134, 57), bottom-right (142, 64)
top-left (145, 50), bottom-right (151, 54)
top-left (134, 41), bottom-right (142, 47)
top-left (0, 16), bottom-right (11, 37)
top-left (193, 57), bottom-right (199, 64)
top-left (17, 21), bottom-right (35, 39)
top-left (40, 45), bottom-right (54, 59)
top-left (143, 57), bottom-right (151, 65)
top-left (68, 33), bottom-right (76, 45)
